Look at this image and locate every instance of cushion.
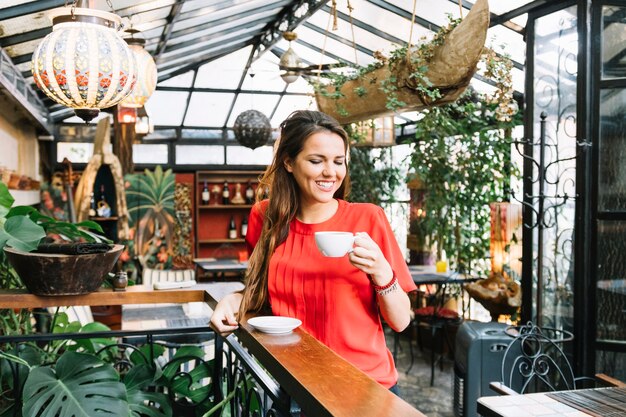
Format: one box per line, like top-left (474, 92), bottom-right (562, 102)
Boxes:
top-left (141, 268), bottom-right (195, 287)
top-left (414, 305), bottom-right (459, 320)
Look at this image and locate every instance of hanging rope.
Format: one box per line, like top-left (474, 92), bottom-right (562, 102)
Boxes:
top-left (316, 1), bottom-right (335, 88)
top-left (407, 0), bottom-right (418, 53)
top-left (331, 0), bottom-right (339, 30)
top-left (346, 0), bottom-right (359, 66)
top-left (458, 0), bottom-right (463, 18)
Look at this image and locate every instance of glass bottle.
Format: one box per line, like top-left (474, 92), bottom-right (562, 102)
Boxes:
top-left (245, 181), bottom-right (255, 204)
top-left (88, 192), bottom-right (96, 217)
top-left (222, 180), bottom-right (230, 205)
top-left (96, 185), bottom-right (111, 218)
top-left (201, 181), bottom-right (210, 205)
top-left (240, 215), bottom-right (248, 238)
top-left (228, 216), bottom-right (237, 239)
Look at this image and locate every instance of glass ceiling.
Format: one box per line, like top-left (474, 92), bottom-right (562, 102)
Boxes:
top-left (0, 0), bottom-right (535, 131)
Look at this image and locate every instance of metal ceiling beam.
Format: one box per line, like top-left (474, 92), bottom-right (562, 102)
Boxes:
top-left (0, 0), bottom-right (65, 20)
top-left (322, 5), bottom-right (405, 45)
top-left (156, 86), bottom-right (309, 96)
top-left (157, 39), bottom-right (254, 81)
top-left (160, 0), bottom-right (291, 42)
top-left (223, 45), bottom-right (258, 129)
top-left (158, 27), bottom-right (259, 63)
top-left (161, 16), bottom-right (273, 55)
top-left (445, 0), bottom-right (523, 33)
top-left (179, 69), bottom-right (197, 127)
top-left (116, 0), bottom-right (177, 18)
top-left (366, 0), bottom-right (440, 31)
top-left (301, 21), bottom-right (374, 57)
top-left (153, 0), bottom-right (186, 61)
top-left (0, 27), bottom-right (51, 48)
top-left (490, 0), bottom-right (569, 26)
top-left (254, 0), bottom-right (329, 60)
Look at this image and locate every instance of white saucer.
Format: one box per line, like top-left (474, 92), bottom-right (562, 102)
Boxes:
top-left (247, 316), bottom-right (302, 334)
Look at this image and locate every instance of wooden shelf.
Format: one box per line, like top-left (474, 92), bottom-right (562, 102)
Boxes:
top-left (90, 216), bottom-right (119, 221)
top-left (199, 204), bottom-right (252, 210)
top-left (195, 170), bottom-right (263, 258)
top-left (198, 238), bottom-right (245, 244)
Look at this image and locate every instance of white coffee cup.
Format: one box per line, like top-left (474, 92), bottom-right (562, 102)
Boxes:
top-left (314, 231), bottom-right (355, 257)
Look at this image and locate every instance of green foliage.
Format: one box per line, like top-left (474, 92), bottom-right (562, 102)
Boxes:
top-left (123, 166), bottom-right (176, 272)
top-left (0, 327), bottom-right (217, 417)
top-left (125, 165), bottom-right (175, 228)
top-left (22, 351), bottom-right (129, 417)
top-left (314, 16), bottom-right (461, 113)
top-left (404, 92), bottom-right (522, 274)
top-left (348, 145), bottom-right (403, 205)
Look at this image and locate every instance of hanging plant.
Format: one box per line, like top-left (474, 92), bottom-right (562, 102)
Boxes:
top-left (314, 0), bottom-right (490, 124)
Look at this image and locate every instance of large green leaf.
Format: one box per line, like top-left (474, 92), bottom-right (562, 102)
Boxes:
top-left (124, 363), bottom-right (172, 417)
top-left (159, 347), bottom-right (214, 405)
top-left (2, 216), bottom-right (45, 252)
top-left (128, 389), bottom-right (171, 417)
top-left (68, 322), bottom-right (118, 356)
top-left (22, 351), bottom-right (129, 417)
top-left (0, 182), bottom-right (15, 211)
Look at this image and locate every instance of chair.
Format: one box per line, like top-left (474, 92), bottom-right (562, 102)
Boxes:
top-left (141, 268), bottom-right (195, 287)
top-left (398, 283), bottom-right (462, 386)
top-left (490, 322), bottom-right (625, 396)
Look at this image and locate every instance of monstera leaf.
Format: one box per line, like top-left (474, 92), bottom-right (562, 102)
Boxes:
top-left (124, 363), bottom-right (171, 417)
top-left (22, 351), bottom-right (129, 417)
top-left (0, 215), bottom-right (45, 252)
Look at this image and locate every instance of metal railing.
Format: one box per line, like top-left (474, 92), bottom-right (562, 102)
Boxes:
top-left (0, 325), bottom-right (299, 417)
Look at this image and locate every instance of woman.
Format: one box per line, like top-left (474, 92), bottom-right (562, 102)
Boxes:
top-left (210, 110), bottom-right (416, 390)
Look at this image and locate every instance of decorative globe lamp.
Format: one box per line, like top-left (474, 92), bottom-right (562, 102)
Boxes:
top-left (233, 110), bottom-right (272, 150)
top-left (31, 0), bottom-right (137, 123)
top-left (120, 28), bottom-right (157, 108)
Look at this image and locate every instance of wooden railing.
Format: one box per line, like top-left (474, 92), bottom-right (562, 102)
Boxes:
top-left (0, 285), bottom-right (426, 417)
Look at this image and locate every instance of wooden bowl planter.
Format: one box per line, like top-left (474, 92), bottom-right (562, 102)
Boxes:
top-left (3, 244), bottom-right (124, 296)
top-left (315, 0), bottom-right (489, 124)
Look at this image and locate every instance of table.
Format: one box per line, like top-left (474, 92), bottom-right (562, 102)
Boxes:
top-left (409, 265), bottom-right (481, 286)
top-left (477, 387), bottom-right (626, 417)
top-left (194, 258), bottom-right (248, 279)
top-left (122, 282), bottom-right (244, 332)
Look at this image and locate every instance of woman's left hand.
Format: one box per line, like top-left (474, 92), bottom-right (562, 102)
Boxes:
top-left (348, 232), bottom-right (393, 286)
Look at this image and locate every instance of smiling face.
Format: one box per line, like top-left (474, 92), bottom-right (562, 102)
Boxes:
top-left (285, 130), bottom-right (347, 209)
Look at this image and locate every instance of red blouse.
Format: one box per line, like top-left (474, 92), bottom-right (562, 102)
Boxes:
top-left (246, 199), bottom-right (416, 388)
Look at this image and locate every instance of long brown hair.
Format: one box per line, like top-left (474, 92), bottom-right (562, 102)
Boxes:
top-left (239, 110), bottom-right (351, 316)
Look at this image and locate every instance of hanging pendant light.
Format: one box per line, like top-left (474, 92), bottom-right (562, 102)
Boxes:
top-left (233, 110), bottom-right (272, 150)
top-left (31, 0), bottom-right (137, 123)
top-left (279, 32), bottom-right (303, 84)
top-left (119, 28), bottom-right (157, 108)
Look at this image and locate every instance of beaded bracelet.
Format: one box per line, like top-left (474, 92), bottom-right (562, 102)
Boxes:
top-left (376, 281), bottom-right (399, 296)
top-left (372, 274), bottom-right (398, 295)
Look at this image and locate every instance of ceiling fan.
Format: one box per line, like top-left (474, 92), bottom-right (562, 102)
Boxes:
top-left (278, 31), bottom-right (344, 84)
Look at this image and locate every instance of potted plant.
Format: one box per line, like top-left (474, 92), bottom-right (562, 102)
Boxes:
top-left (0, 310), bottom-right (223, 417)
top-left (0, 182), bottom-right (121, 296)
top-left (314, 0), bottom-right (489, 124)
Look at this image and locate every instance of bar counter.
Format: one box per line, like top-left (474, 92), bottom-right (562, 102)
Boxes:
top-left (0, 284), bottom-right (426, 417)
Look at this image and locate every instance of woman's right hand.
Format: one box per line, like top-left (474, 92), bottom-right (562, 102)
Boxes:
top-left (210, 292), bottom-right (243, 336)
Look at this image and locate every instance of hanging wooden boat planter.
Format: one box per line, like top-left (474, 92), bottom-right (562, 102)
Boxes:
top-left (315, 0), bottom-right (489, 125)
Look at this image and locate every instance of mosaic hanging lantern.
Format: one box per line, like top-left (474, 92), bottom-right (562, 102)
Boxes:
top-left (120, 29), bottom-right (157, 108)
top-left (233, 110), bottom-right (272, 150)
top-left (31, 3), bottom-right (137, 123)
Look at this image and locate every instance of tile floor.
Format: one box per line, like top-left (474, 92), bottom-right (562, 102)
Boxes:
top-left (385, 327), bottom-right (456, 417)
